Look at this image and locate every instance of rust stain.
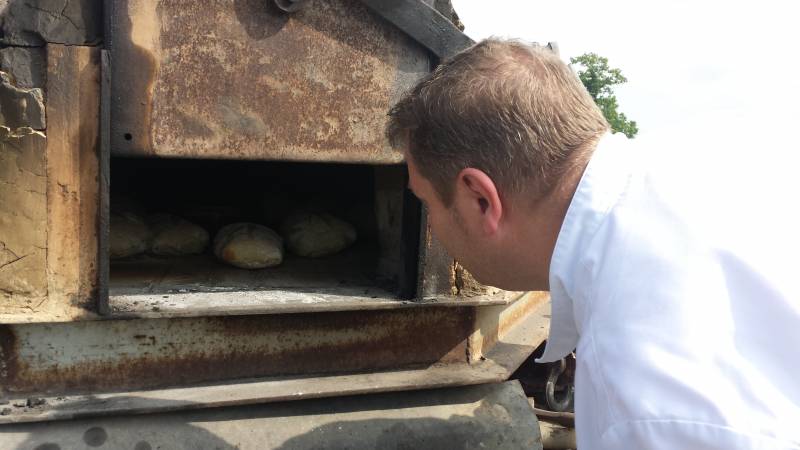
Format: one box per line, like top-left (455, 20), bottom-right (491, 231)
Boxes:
top-left (76, 47), bottom-right (102, 310)
top-left (110, 0), bottom-right (426, 162)
top-left (3, 307), bottom-right (476, 396)
top-left (110, 0), bottom-right (159, 155)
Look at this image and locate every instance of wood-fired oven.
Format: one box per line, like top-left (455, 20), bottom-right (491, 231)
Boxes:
top-left (0, 0), bottom-right (550, 426)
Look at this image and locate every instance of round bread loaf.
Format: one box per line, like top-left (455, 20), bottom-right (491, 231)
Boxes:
top-left (110, 213), bottom-right (151, 259)
top-left (149, 214), bottom-right (210, 256)
top-left (213, 222), bottom-right (284, 269)
top-left (280, 212), bottom-right (357, 258)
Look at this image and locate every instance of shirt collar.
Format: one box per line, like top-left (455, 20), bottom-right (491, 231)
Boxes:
top-left (537, 132), bottom-right (637, 363)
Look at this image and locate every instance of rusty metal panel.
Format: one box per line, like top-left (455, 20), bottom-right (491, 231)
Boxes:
top-left (107, 0), bottom-right (429, 162)
top-left (468, 291), bottom-right (549, 364)
top-left (0, 295), bottom-right (551, 423)
top-left (0, 307), bottom-right (474, 396)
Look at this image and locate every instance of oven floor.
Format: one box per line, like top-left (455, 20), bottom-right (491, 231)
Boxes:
top-left (108, 244), bottom-right (401, 316)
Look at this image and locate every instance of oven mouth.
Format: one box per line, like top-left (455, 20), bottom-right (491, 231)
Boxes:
top-left (105, 157), bottom-right (420, 315)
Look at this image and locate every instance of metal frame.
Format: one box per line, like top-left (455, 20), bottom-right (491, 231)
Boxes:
top-left (0, 292), bottom-right (550, 424)
top-left (95, 0), bottom-right (483, 317)
top-left (357, 0), bottom-right (475, 59)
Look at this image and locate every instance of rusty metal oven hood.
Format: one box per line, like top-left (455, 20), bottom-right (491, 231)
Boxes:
top-left (106, 0), bottom-right (471, 163)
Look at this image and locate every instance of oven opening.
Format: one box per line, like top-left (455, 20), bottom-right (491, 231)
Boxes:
top-left (107, 157), bottom-right (419, 314)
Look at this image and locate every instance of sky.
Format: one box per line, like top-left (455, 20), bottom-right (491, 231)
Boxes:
top-left (450, 0), bottom-right (800, 157)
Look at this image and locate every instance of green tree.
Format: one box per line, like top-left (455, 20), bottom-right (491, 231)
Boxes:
top-left (570, 53), bottom-right (639, 138)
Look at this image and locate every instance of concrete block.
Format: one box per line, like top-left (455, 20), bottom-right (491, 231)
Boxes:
top-left (0, 71), bottom-right (45, 129)
top-left (0, 0), bottom-right (102, 46)
top-left (0, 46), bottom-right (46, 88)
top-left (0, 126), bottom-right (48, 300)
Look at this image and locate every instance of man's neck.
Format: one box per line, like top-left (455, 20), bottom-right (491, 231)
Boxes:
top-left (518, 136), bottom-right (600, 289)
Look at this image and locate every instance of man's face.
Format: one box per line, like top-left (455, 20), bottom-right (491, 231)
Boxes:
top-left (406, 154), bottom-right (471, 275)
top-left (406, 153), bottom-right (526, 290)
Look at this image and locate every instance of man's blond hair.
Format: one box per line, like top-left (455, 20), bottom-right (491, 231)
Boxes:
top-left (387, 38), bottom-right (609, 205)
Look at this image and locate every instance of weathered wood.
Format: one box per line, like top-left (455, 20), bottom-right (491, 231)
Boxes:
top-left (45, 44), bottom-right (101, 315)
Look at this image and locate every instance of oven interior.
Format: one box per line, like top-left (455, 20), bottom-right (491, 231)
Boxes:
top-left (108, 157), bottom-right (420, 307)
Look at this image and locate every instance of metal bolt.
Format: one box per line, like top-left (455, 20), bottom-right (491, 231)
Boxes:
top-left (274, 0), bottom-right (309, 13)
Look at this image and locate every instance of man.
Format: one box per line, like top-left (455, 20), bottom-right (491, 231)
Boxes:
top-left (387, 38), bottom-right (800, 449)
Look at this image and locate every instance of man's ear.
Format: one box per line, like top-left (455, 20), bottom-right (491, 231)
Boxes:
top-left (455, 168), bottom-right (503, 235)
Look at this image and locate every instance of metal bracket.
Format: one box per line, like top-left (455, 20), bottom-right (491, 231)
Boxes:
top-left (356, 0), bottom-right (475, 59)
top-left (270, 0), bottom-right (473, 60)
top-left (545, 355), bottom-right (575, 412)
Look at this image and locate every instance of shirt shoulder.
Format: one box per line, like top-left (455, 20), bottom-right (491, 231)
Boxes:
top-left (575, 143), bottom-right (800, 448)
top-left (538, 132), bottom-right (642, 362)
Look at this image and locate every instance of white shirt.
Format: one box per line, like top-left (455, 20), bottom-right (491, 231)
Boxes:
top-left (538, 132), bottom-right (800, 449)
